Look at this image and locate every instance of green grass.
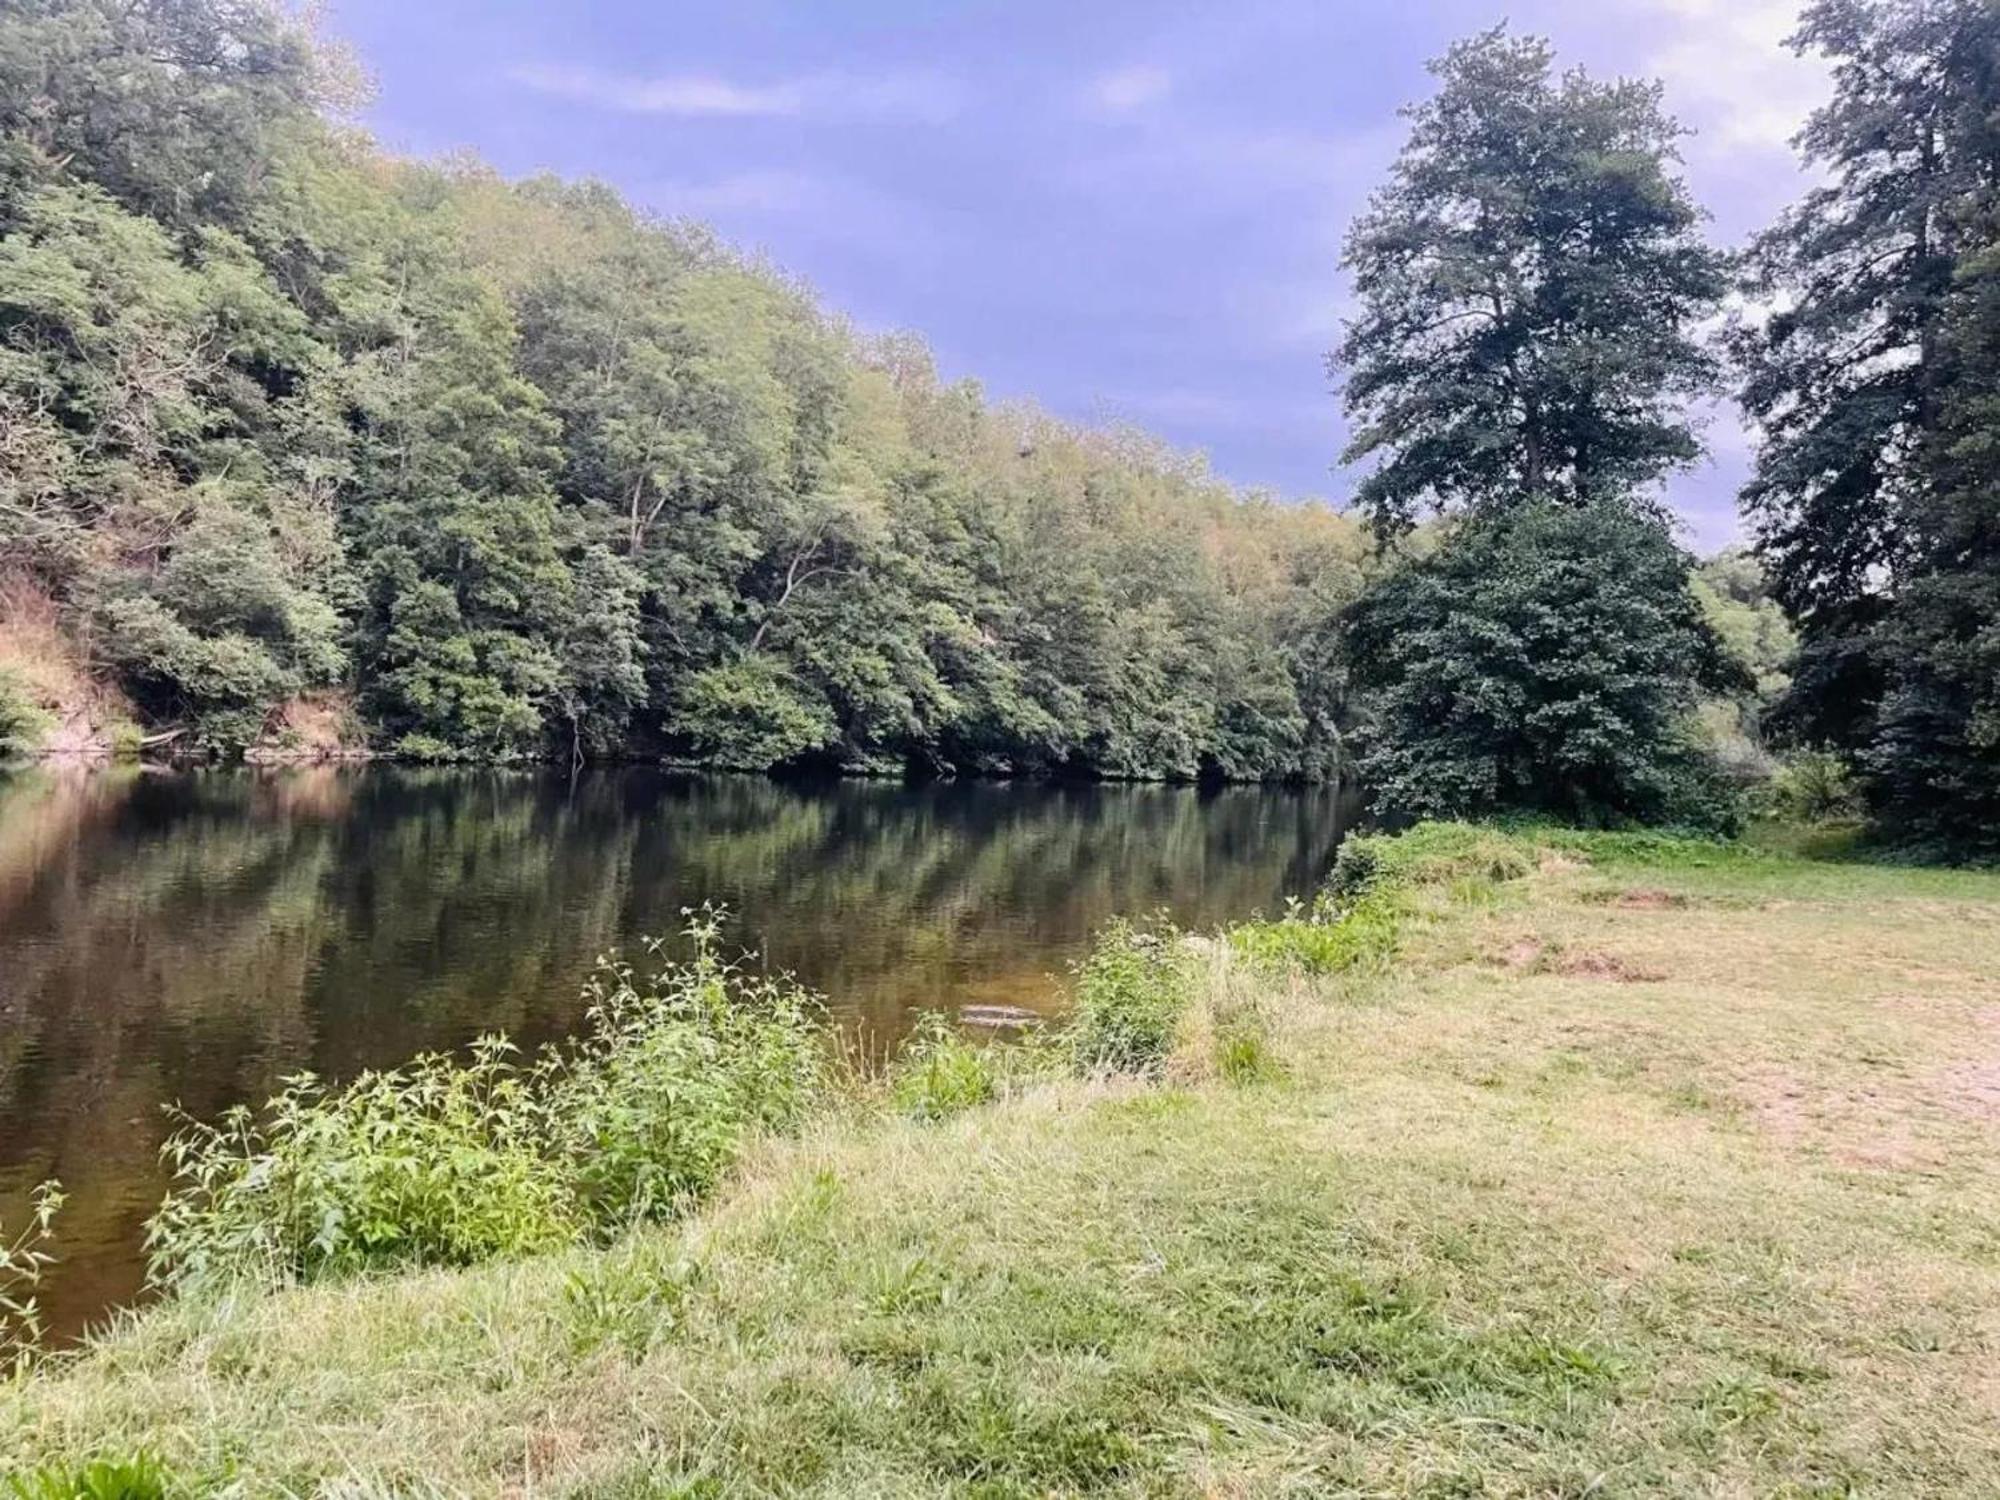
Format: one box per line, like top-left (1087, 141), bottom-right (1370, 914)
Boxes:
top-left (5, 825), bottom-right (2000, 1495)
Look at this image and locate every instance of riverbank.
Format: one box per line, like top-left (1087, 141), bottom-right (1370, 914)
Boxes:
top-left (6, 824), bottom-right (2000, 1494)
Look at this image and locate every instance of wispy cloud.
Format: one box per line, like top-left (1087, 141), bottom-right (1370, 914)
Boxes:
top-left (1083, 63), bottom-right (1173, 115)
top-left (1631, 0), bottom-right (1829, 157)
top-left (509, 64), bottom-right (963, 123)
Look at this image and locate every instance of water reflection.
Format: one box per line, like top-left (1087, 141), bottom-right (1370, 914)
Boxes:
top-left (0, 765), bottom-right (1353, 1339)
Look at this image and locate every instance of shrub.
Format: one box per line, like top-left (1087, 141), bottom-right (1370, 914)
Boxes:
top-left (0, 667), bottom-right (53, 756)
top-left (146, 912), bottom-right (825, 1291)
top-left (887, 1012), bottom-right (999, 1122)
top-left (553, 911), bottom-right (825, 1226)
top-left (1346, 500), bottom-right (1744, 830)
top-left (147, 1037), bottom-right (577, 1289)
top-left (1067, 916), bottom-right (1193, 1076)
top-left (1757, 750), bottom-right (1862, 823)
top-left (1, 1180), bottom-right (64, 1371)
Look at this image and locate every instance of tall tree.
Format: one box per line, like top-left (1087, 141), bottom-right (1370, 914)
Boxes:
top-left (1333, 30), bottom-right (1735, 825)
top-left (1733, 0), bottom-right (2000, 849)
top-left (1337, 28), bottom-right (1727, 530)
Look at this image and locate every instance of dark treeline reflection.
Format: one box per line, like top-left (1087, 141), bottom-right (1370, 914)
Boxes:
top-left (0, 765), bottom-right (1353, 1339)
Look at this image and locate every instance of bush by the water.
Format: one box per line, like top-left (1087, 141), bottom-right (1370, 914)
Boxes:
top-left (1066, 916), bottom-right (1195, 1076)
top-left (0, 669), bottom-right (52, 757)
top-left (886, 1012), bottom-right (1000, 1122)
top-left (145, 914), bottom-right (824, 1291)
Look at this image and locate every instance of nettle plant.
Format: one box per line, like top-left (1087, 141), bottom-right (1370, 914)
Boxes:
top-left (146, 910), bottom-right (827, 1292)
top-left (1, 1181), bottom-right (64, 1372)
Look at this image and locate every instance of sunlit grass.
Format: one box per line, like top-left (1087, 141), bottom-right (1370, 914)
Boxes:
top-left (4, 826), bottom-right (1998, 1495)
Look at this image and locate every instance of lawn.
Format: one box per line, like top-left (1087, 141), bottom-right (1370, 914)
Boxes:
top-left (5, 826), bottom-right (1998, 1496)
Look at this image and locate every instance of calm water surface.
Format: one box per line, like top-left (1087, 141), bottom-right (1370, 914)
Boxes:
top-left (0, 765), bottom-right (1354, 1338)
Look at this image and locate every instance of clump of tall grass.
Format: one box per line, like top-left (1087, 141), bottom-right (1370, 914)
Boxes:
top-left (886, 1011), bottom-right (1000, 1122)
top-left (1, 1181), bottom-right (64, 1372)
top-left (1066, 915), bottom-right (1194, 1076)
top-left (145, 910), bottom-right (824, 1293)
top-left (1226, 891), bottom-right (1400, 974)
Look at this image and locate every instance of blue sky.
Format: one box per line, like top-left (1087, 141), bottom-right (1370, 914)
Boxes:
top-left (328, 0), bottom-right (1829, 549)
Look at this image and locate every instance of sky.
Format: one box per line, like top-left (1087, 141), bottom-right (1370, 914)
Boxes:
top-left (326, 0), bottom-right (1832, 549)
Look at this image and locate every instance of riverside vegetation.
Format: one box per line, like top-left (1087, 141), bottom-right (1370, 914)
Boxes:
top-left (4, 820), bottom-right (2000, 1494)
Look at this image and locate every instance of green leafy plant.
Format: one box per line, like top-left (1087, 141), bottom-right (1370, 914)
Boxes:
top-left (1, 1180), bottom-right (64, 1372)
top-left (146, 1038), bottom-right (575, 1289)
top-left (887, 1012), bottom-right (998, 1122)
top-left (0, 668), bottom-right (53, 757)
top-left (553, 908), bottom-right (826, 1227)
top-left (2, 1454), bottom-right (167, 1500)
top-left (1227, 893), bottom-right (1397, 975)
top-left (1066, 916), bottom-right (1193, 1076)
top-left (145, 910), bottom-right (825, 1291)
top-left (1757, 750), bottom-right (1862, 823)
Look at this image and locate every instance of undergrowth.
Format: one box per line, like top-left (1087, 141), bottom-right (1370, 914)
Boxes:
top-left (144, 909), bottom-right (825, 1291)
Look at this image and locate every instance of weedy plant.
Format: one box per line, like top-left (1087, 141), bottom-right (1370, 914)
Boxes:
top-left (554, 910), bottom-right (825, 1226)
top-left (2, 1454), bottom-right (168, 1500)
top-left (886, 1011), bottom-right (999, 1122)
top-left (145, 909), bottom-right (825, 1292)
top-left (1226, 891), bottom-right (1399, 975)
top-left (1066, 915), bottom-right (1194, 1076)
top-left (1, 1181), bottom-right (64, 1372)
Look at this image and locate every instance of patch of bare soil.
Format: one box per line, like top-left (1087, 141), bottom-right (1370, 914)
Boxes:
top-left (1611, 888), bottom-right (1688, 911)
top-left (1552, 949), bottom-right (1665, 983)
top-left (1733, 1062), bottom-right (1950, 1173)
top-left (1487, 937), bottom-right (1663, 982)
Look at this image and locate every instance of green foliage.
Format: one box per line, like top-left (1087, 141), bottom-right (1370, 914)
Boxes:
top-left (146, 1036), bottom-right (576, 1288)
top-left (1, 1454), bottom-right (167, 1500)
top-left (1226, 892), bottom-right (1398, 975)
top-left (1349, 822), bottom-right (1535, 887)
top-left (1337, 27), bottom-right (1726, 531)
top-left (1757, 751), bottom-right (1863, 824)
top-left (886, 1011), bottom-right (1000, 1122)
top-left (144, 914), bottom-right (825, 1291)
top-left (0, 1180), bottom-right (63, 1372)
top-left (555, 911), bottom-right (825, 1226)
top-left (1733, 0), bottom-right (2000, 856)
top-left (1347, 502), bottom-right (1740, 829)
top-left (0, 667), bottom-right (52, 755)
top-left (0, 3), bottom-right (1366, 777)
top-left (1066, 916), bottom-right (1193, 1076)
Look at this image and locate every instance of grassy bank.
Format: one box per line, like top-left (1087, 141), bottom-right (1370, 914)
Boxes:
top-left (5, 826), bottom-right (2000, 1495)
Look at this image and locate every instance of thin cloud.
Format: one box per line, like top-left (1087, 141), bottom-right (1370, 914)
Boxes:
top-left (1634, 0), bottom-right (1830, 156)
top-left (1085, 64), bottom-right (1173, 115)
top-left (510, 64), bottom-right (963, 123)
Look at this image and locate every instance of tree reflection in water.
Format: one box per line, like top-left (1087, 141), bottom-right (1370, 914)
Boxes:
top-left (0, 765), bottom-right (1353, 1340)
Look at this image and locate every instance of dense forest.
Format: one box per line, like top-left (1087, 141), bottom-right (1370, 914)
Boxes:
top-left (0, 0), bottom-right (1992, 851)
top-left (0, 0), bottom-right (1365, 779)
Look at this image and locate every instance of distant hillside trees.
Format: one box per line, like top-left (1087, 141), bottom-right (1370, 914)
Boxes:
top-left (0, 0), bottom-right (1366, 779)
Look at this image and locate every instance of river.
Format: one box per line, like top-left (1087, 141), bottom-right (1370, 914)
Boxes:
top-left (0, 764), bottom-right (1355, 1340)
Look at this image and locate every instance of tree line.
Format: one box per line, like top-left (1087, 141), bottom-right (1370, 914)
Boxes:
top-left (1332, 2), bottom-right (1998, 854)
top-left (0, 0), bottom-right (1362, 780)
top-left (0, 0), bottom-right (1992, 853)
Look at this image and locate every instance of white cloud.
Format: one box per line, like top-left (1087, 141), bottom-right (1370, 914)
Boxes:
top-left (1633, 0), bottom-right (1829, 156)
top-left (1084, 64), bottom-right (1173, 115)
top-left (509, 64), bottom-right (962, 123)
